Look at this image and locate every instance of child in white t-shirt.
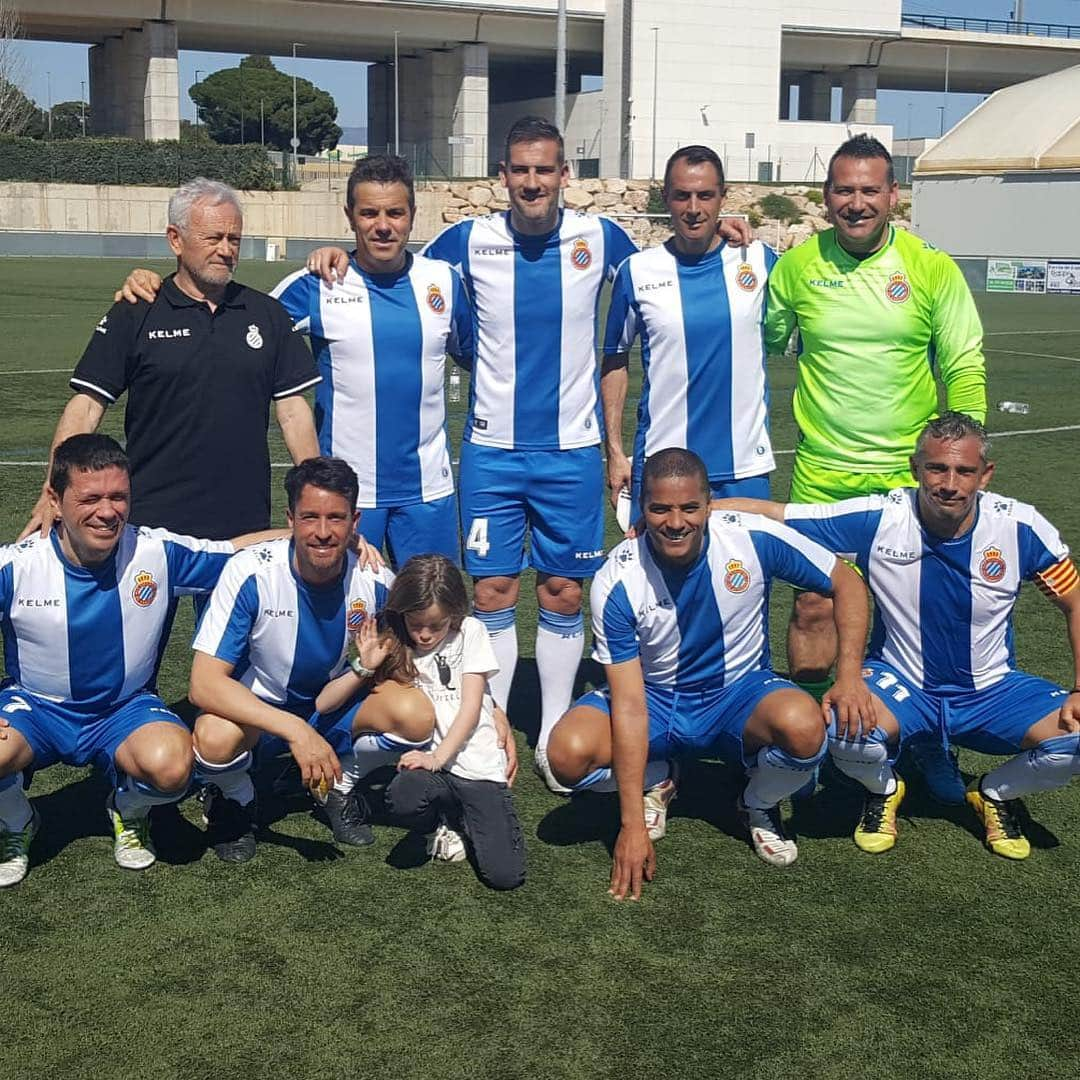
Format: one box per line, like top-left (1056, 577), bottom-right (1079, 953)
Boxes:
top-left (319, 554), bottom-right (524, 889)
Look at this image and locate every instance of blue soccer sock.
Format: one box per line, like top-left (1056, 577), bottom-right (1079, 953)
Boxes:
top-left (0, 773), bottom-right (33, 831)
top-left (981, 734), bottom-right (1080, 801)
top-left (829, 724), bottom-right (897, 795)
top-left (573, 759), bottom-right (670, 794)
top-left (743, 740), bottom-right (827, 810)
top-left (535, 608), bottom-right (584, 753)
top-left (475, 605), bottom-right (517, 711)
top-left (352, 731), bottom-right (431, 781)
top-left (194, 748), bottom-right (255, 806)
top-left (114, 773), bottom-right (189, 820)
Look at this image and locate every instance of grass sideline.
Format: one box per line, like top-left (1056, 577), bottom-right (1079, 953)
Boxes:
top-left (1, 258), bottom-right (1079, 1079)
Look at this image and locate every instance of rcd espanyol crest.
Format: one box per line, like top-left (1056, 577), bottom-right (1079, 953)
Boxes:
top-left (347, 598), bottom-right (367, 632)
top-left (427, 284), bottom-right (446, 313)
top-left (246, 323), bottom-right (264, 348)
top-left (979, 545), bottom-right (1007, 583)
top-left (131, 570), bottom-right (159, 607)
top-left (735, 263), bottom-right (758, 291)
top-left (570, 238), bottom-right (592, 270)
top-left (885, 272), bottom-right (910, 304)
top-left (724, 559), bottom-right (751, 594)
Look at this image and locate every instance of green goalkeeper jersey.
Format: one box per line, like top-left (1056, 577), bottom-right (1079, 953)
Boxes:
top-left (765, 225), bottom-right (986, 473)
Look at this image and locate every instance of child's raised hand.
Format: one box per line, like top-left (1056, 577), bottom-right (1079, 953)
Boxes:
top-left (354, 616), bottom-right (391, 672)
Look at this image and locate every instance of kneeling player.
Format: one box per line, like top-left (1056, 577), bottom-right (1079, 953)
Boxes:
top-left (721, 413), bottom-right (1080, 859)
top-left (0, 435), bottom-right (270, 886)
top-left (188, 457), bottom-right (429, 863)
top-left (546, 448), bottom-right (875, 898)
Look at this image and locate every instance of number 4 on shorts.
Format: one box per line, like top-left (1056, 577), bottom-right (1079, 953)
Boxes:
top-left (466, 517), bottom-right (491, 559)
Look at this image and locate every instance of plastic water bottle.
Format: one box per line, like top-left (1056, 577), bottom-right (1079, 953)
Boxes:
top-left (448, 368), bottom-right (461, 404)
top-left (997, 401), bottom-right (1029, 415)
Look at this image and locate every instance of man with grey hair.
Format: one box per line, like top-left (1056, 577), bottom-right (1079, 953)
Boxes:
top-left (22, 177), bottom-right (320, 540)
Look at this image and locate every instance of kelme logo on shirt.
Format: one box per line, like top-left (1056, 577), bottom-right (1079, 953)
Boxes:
top-left (735, 263), bottom-right (758, 291)
top-left (979, 546), bottom-right (1007, 583)
top-left (723, 559), bottom-right (751, 594)
top-left (885, 272), bottom-right (911, 304)
top-left (246, 324), bottom-right (264, 349)
top-left (131, 570), bottom-right (159, 607)
top-left (426, 284), bottom-right (446, 313)
top-left (570, 238), bottom-right (592, 270)
top-left (347, 598), bottom-right (367, 632)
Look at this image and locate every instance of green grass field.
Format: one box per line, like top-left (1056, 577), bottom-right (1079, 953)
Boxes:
top-left (1, 258), bottom-right (1079, 1080)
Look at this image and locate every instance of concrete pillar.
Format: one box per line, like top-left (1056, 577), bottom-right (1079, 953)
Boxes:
top-left (797, 72), bottom-right (831, 122)
top-left (88, 21), bottom-right (178, 140)
top-left (367, 61), bottom-right (390, 155)
top-left (842, 65), bottom-right (878, 124)
top-left (409, 44), bottom-right (488, 178)
top-left (779, 73), bottom-right (797, 121)
top-left (451, 43), bottom-right (488, 177)
top-left (601, 0), bottom-right (631, 177)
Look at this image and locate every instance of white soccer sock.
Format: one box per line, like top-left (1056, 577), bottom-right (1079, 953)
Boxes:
top-left (333, 753), bottom-right (358, 795)
top-left (475, 606), bottom-right (518, 710)
top-left (829, 733), bottom-right (897, 796)
top-left (352, 732), bottom-right (430, 779)
top-left (574, 759), bottom-right (670, 794)
top-left (981, 735), bottom-right (1080, 801)
top-left (743, 743), bottom-right (826, 810)
top-left (114, 775), bottom-right (186, 820)
top-left (535, 609), bottom-right (584, 752)
top-left (0, 775), bottom-right (33, 831)
top-left (194, 749), bottom-right (255, 806)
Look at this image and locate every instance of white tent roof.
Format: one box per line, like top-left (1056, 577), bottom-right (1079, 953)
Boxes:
top-left (915, 63), bottom-right (1080, 175)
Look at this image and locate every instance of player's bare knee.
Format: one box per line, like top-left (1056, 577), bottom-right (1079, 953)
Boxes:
top-left (546, 715), bottom-right (595, 783)
top-left (0, 729), bottom-right (33, 774)
top-left (392, 688), bottom-right (437, 744)
top-left (473, 575), bottom-right (519, 612)
top-left (193, 713), bottom-right (246, 764)
top-left (774, 706), bottom-right (827, 759)
top-left (792, 591), bottom-right (832, 633)
top-left (537, 574), bottom-right (582, 615)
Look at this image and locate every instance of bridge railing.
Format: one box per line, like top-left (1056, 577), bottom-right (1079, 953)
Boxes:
top-left (902, 13), bottom-right (1080, 39)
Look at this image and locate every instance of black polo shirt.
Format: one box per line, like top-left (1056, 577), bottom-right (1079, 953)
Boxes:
top-left (71, 276), bottom-right (319, 539)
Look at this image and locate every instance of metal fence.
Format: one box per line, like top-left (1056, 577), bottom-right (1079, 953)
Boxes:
top-left (902, 13), bottom-right (1080, 39)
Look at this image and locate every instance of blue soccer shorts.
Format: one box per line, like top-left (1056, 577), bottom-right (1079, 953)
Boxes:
top-left (575, 669), bottom-right (800, 766)
top-left (357, 492), bottom-right (460, 570)
top-left (459, 442), bottom-right (605, 578)
top-left (253, 697), bottom-right (369, 764)
top-left (0, 686), bottom-right (188, 784)
top-left (863, 660), bottom-right (1069, 756)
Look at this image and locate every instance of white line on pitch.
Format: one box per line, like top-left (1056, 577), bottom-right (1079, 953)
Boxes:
top-left (1, 368), bottom-right (71, 375)
top-left (985, 329), bottom-right (1080, 336)
top-left (986, 348), bottom-right (1079, 363)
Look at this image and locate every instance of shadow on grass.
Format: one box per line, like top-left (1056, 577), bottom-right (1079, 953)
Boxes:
top-left (507, 657), bottom-right (605, 749)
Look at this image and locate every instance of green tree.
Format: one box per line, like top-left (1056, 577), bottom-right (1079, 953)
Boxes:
top-left (45, 100), bottom-right (89, 139)
top-left (0, 77), bottom-right (40, 136)
top-left (190, 55), bottom-right (341, 153)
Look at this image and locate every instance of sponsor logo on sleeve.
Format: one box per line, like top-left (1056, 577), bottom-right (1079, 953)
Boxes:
top-left (94, 314), bottom-right (108, 335)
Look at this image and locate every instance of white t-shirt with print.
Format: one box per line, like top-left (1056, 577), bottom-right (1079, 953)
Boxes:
top-left (412, 616), bottom-right (505, 783)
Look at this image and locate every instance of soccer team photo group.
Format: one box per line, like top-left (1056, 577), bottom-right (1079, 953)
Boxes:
top-left (2, 103), bottom-right (1080, 1077)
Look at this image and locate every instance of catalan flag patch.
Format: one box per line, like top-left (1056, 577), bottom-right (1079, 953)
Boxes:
top-left (1035, 556), bottom-right (1079, 599)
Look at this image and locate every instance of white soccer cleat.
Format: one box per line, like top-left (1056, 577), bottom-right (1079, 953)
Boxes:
top-left (426, 823), bottom-right (467, 863)
top-left (0, 808), bottom-right (40, 888)
top-left (106, 795), bottom-right (157, 871)
top-left (533, 746), bottom-right (573, 796)
top-left (739, 800), bottom-right (799, 868)
top-left (643, 776), bottom-right (678, 841)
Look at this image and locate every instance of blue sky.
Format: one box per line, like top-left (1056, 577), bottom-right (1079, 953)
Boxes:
top-left (12, 1), bottom-right (1080, 139)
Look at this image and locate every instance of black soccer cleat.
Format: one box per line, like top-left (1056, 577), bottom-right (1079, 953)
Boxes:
top-left (203, 785), bottom-right (258, 863)
top-left (320, 788), bottom-right (375, 847)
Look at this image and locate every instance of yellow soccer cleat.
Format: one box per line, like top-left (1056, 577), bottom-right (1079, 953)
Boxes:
top-left (853, 778), bottom-right (906, 854)
top-left (967, 784), bottom-right (1031, 861)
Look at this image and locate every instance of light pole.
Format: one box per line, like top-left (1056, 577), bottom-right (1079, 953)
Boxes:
top-left (291, 43), bottom-right (304, 183)
top-left (260, 98), bottom-right (265, 146)
top-left (905, 101), bottom-right (912, 182)
top-left (194, 69), bottom-right (204, 135)
top-left (80, 79), bottom-right (86, 136)
top-left (650, 26), bottom-right (659, 182)
top-left (46, 71), bottom-right (52, 135)
top-left (555, 0), bottom-right (567, 135)
top-left (393, 31), bottom-right (400, 155)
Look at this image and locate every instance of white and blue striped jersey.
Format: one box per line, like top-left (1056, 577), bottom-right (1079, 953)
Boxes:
top-left (783, 489), bottom-right (1070, 694)
top-left (192, 539), bottom-right (394, 715)
top-left (424, 210), bottom-right (637, 451)
top-left (272, 254), bottom-right (473, 508)
top-left (0, 528), bottom-right (233, 715)
top-left (603, 240), bottom-right (777, 482)
top-left (591, 512), bottom-right (835, 688)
